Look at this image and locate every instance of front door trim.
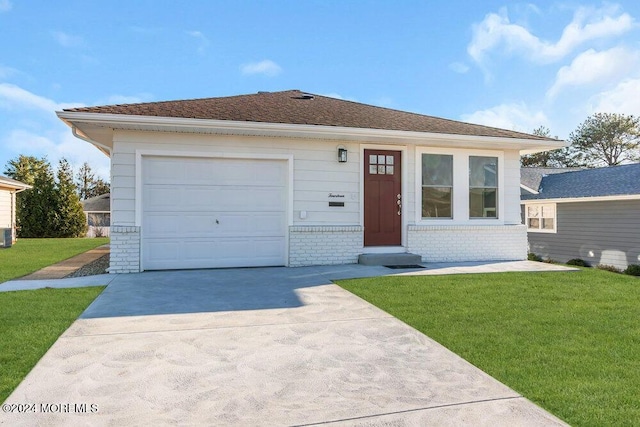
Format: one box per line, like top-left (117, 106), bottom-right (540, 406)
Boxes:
top-left (359, 144), bottom-right (408, 248)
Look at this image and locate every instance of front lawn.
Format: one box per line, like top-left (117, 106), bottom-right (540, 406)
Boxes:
top-left (0, 238), bottom-right (109, 283)
top-left (0, 286), bottom-right (105, 402)
top-left (338, 269), bottom-right (640, 427)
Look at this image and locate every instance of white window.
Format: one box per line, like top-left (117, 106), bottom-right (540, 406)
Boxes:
top-left (416, 148), bottom-right (504, 224)
top-left (469, 156), bottom-right (498, 218)
top-left (422, 154), bottom-right (453, 218)
top-left (526, 204), bottom-right (556, 233)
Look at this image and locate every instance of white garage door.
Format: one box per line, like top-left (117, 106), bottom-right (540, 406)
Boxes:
top-left (142, 156), bottom-right (287, 270)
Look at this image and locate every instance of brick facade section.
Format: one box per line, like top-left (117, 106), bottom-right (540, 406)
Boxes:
top-left (289, 226), bottom-right (363, 267)
top-left (407, 224), bottom-right (527, 262)
top-left (109, 226), bottom-right (141, 273)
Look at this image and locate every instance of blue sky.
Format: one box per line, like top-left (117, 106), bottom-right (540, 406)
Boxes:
top-left (2, 1), bottom-right (640, 179)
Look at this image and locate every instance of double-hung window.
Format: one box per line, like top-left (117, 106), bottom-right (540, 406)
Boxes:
top-left (526, 204), bottom-right (556, 232)
top-left (422, 154), bottom-right (453, 218)
top-left (469, 156), bottom-right (498, 218)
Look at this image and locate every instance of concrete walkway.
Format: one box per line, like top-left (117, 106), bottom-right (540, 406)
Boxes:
top-left (15, 245), bottom-right (109, 280)
top-left (1, 263), bottom-right (571, 426)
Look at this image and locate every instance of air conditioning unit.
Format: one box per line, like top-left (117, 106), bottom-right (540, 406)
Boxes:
top-left (1, 228), bottom-right (12, 248)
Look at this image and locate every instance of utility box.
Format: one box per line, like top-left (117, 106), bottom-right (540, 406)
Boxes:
top-left (1, 228), bottom-right (11, 248)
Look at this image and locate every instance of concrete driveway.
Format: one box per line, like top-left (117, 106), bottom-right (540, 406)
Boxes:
top-left (3, 264), bottom-right (568, 426)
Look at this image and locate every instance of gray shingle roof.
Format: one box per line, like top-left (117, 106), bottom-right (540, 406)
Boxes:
top-left (63, 90), bottom-right (555, 141)
top-left (521, 164), bottom-right (640, 200)
top-left (81, 193), bottom-right (110, 212)
top-left (520, 167), bottom-right (583, 193)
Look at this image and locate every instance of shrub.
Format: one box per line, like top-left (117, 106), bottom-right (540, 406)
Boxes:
top-left (567, 258), bottom-right (589, 267)
top-left (528, 253), bottom-right (543, 262)
top-left (596, 264), bottom-right (622, 274)
top-left (623, 264), bottom-right (640, 277)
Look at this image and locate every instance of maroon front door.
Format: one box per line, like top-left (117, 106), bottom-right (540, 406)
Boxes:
top-left (364, 149), bottom-right (402, 246)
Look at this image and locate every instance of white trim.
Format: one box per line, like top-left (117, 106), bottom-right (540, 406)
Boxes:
top-left (523, 202), bottom-right (557, 234)
top-left (359, 144), bottom-right (408, 248)
top-left (415, 147), bottom-right (505, 225)
top-left (134, 149), bottom-right (294, 268)
top-left (57, 111), bottom-right (566, 151)
top-left (519, 184), bottom-right (539, 195)
top-left (361, 246), bottom-right (406, 254)
top-left (520, 194), bottom-right (640, 204)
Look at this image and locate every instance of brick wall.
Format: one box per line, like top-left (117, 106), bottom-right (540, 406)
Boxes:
top-left (109, 226), bottom-right (141, 273)
top-left (407, 224), bottom-right (527, 262)
top-left (289, 226), bottom-right (363, 267)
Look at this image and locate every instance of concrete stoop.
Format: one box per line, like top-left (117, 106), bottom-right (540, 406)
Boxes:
top-left (358, 253), bottom-right (422, 266)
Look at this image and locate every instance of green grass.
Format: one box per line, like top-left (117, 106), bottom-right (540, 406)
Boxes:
top-left (0, 237), bottom-right (109, 283)
top-left (0, 286), bottom-right (105, 402)
top-left (338, 269), bottom-right (640, 427)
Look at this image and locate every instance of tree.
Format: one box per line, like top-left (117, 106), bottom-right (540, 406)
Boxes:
top-left (521, 126), bottom-right (575, 167)
top-left (4, 156), bottom-right (87, 237)
top-left (568, 113), bottom-right (640, 167)
top-left (55, 158), bottom-right (87, 237)
top-left (76, 162), bottom-right (110, 199)
top-left (4, 156), bottom-right (58, 237)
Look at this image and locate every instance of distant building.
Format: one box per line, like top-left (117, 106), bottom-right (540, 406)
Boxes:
top-left (81, 193), bottom-right (110, 238)
top-left (521, 164), bottom-right (640, 270)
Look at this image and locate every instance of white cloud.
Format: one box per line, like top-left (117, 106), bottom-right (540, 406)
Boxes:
top-left (461, 102), bottom-right (548, 133)
top-left (240, 60), bottom-right (282, 77)
top-left (186, 30), bottom-right (210, 54)
top-left (2, 129), bottom-right (110, 180)
top-left (0, 83), bottom-right (83, 112)
top-left (0, 0), bottom-right (11, 12)
top-left (547, 47), bottom-right (639, 98)
top-left (468, 4), bottom-right (634, 64)
top-left (449, 62), bottom-right (469, 74)
top-left (52, 31), bottom-right (85, 48)
top-left (588, 78), bottom-right (640, 116)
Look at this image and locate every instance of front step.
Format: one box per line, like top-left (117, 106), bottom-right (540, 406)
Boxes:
top-left (358, 253), bottom-right (422, 266)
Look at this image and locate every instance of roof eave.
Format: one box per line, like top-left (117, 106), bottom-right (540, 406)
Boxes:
top-left (57, 111), bottom-right (566, 151)
top-left (521, 194), bottom-right (640, 203)
top-left (0, 178), bottom-right (32, 191)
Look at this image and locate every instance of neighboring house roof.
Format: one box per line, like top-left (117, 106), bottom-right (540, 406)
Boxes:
top-left (520, 167), bottom-right (583, 194)
top-left (0, 175), bottom-right (32, 191)
top-left (522, 163), bottom-right (640, 201)
top-left (63, 90), bottom-right (555, 142)
top-left (81, 193), bottom-right (110, 212)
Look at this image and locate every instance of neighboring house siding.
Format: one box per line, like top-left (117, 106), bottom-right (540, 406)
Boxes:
top-left (527, 200), bottom-right (640, 270)
top-left (0, 189), bottom-right (11, 229)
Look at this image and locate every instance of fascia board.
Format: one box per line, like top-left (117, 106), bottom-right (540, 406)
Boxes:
top-left (57, 111), bottom-right (566, 151)
top-left (521, 194), bottom-right (640, 204)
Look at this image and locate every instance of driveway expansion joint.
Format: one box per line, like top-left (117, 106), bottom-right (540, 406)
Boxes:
top-left (67, 315), bottom-right (396, 338)
top-left (292, 396), bottom-right (526, 426)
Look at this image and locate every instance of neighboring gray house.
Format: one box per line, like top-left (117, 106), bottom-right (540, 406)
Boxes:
top-left (521, 164), bottom-right (640, 270)
top-left (81, 193), bottom-right (110, 237)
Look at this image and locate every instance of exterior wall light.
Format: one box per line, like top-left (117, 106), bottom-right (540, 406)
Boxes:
top-left (337, 147), bottom-right (348, 163)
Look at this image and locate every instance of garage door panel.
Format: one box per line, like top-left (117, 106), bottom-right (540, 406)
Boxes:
top-left (144, 212), bottom-right (285, 238)
top-left (142, 156), bottom-right (287, 270)
top-left (144, 237), bottom-right (285, 270)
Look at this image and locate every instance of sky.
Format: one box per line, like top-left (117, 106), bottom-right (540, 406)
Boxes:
top-left (2, 1), bottom-right (640, 180)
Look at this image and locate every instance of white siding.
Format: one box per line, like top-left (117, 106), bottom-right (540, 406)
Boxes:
top-left (111, 131), bottom-right (363, 227)
top-left (503, 150), bottom-right (522, 225)
top-left (0, 189), bottom-right (11, 229)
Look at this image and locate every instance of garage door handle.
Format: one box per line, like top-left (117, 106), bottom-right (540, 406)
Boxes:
top-left (216, 219), bottom-right (219, 224)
